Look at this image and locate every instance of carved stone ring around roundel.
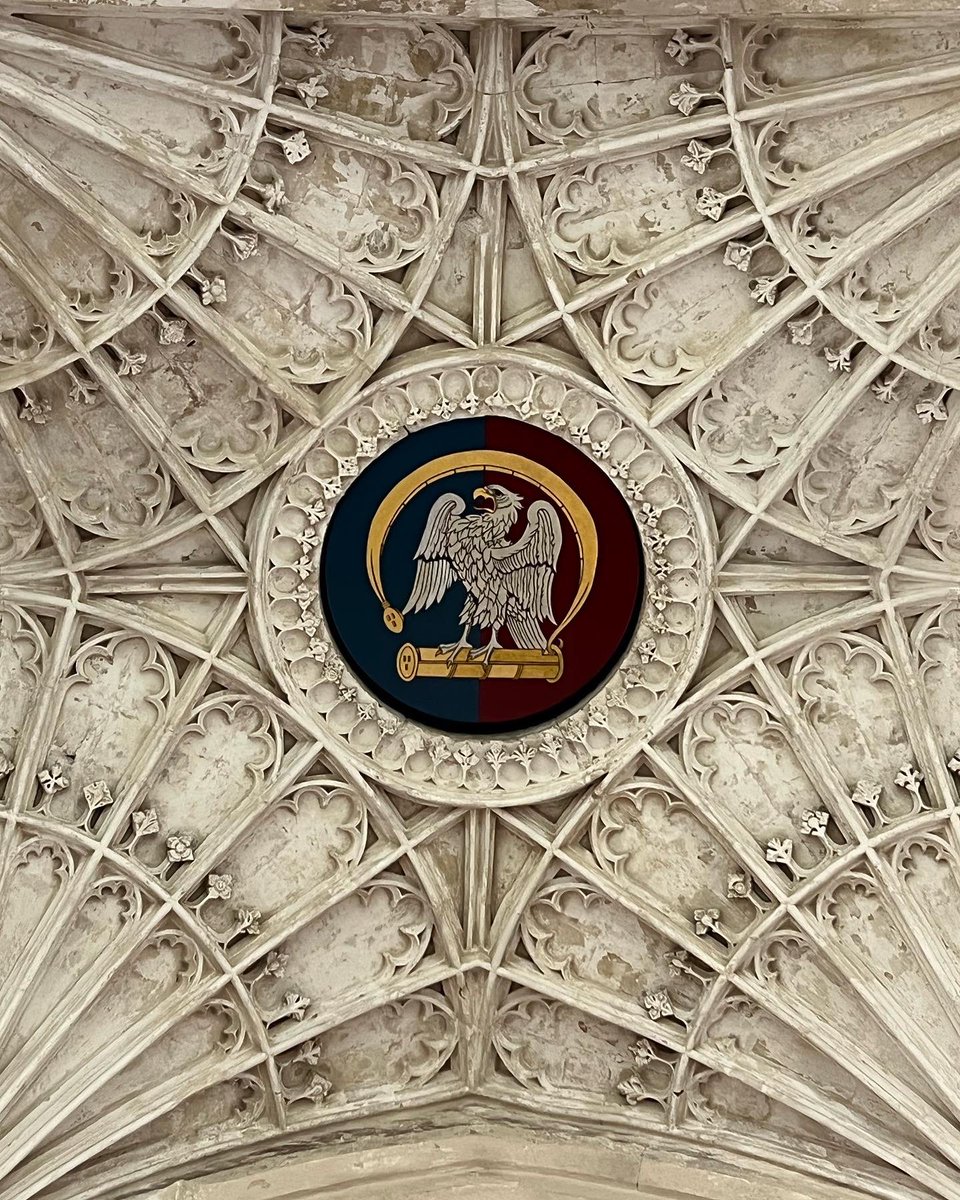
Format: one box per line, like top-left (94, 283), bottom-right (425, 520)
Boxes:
top-left (253, 351), bottom-right (713, 805)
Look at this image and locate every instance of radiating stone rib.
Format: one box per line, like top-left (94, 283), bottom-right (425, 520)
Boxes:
top-left (0, 16), bottom-right (265, 111)
top-left (0, 116), bottom-right (167, 290)
top-left (159, 284), bottom-right (331, 426)
top-left (738, 54), bottom-right (960, 124)
top-left (0, 648), bottom-right (221, 1057)
top-left (815, 156), bottom-right (960, 290)
top-left (85, 350), bottom-right (217, 516)
top-left (269, 959), bottom-right (461, 1053)
top-left (271, 99), bottom-right (473, 176)
top-left (758, 99), bottom-right (960, 220)
top-left (0, 1043), bottom-right (267, 1200)
top-left (650, 285), bottom-right (816, 428)
top-left (0, 214), bottom-right (90, 356)
top-left (516, 111), bottom-right (732, 176)
top-left (715, 351), bottom-right (890, 569)
top-left (83, 567), bottom-right (248, 595)
top-left (565, 207), bottom-right (765, 324)
top-left (0, 397), bottom-right (78, 566)
top-left (882, 240), bottom-right (960, 351)
top-left (0, 61), bottom-right (231, 206)
top-left (226, 198), bottom-right (413, 314)
top-left (878, 405), bottom-right (960, 567)
top-left (473, 179), bottom-right (506, 346)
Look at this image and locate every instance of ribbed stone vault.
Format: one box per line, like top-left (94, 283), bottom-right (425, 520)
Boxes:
top-left (1, 8), bottom-right (960, 1200)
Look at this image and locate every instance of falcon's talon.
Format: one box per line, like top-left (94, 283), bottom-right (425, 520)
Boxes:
top-left (470, 637), bottom-right (501, 664)
top-left (438, 640), bottom-right (471, 661)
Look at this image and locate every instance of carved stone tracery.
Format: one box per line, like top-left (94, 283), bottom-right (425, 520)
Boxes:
top-left (0, 9), bottom-right (960, 1200)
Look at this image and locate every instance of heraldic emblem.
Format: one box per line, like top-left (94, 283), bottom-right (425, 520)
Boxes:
top-left (320, 416), bottom-right (644, 735)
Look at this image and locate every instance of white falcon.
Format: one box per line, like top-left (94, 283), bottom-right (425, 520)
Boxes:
top-left (402, 483), bottom-right (563, 663)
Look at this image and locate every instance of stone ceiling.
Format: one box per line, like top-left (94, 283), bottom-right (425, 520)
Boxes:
top-left (1, 6), bottom-right (960, 1200)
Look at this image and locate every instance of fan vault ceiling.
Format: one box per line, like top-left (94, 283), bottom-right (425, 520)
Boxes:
top-left (0, 6), bottom-right (959, 1199)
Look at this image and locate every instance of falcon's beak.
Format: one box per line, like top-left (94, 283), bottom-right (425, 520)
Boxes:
top-left (473, 486), bottom-right (495, 511)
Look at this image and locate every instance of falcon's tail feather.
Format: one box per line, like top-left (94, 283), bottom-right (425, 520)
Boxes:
top-left (507, 614), bottom-right (548, 652)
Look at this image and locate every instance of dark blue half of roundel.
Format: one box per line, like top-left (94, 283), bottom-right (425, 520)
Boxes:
top-left (319, 416), bottom-right (644, 736)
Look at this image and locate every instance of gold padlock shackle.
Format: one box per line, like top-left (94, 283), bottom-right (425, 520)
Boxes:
top-left (365, 450), bottom-right (598, 648)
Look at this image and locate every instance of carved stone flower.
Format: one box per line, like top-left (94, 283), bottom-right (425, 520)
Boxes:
top-left (824, 345), bottom-right (853, 372)
top-left (296, 75), bottom-right (329, 108)
top-left (305, 22), bottom-right (333, 55)
top-left (379, 711), bottom-right (400, 736)
top-left (727, 871), bottom-right (751, 899)
top-left (669, 949), bottom-right (692, 976)
top-left (82, 781), bottom-right (114, 822)
top-left (132, 808), bottom-right (160, 837)
top-left (669, 80), bottom-right (705, 117)
top-left (454, 745), bottom-right (479, 770)
top-left (279, 130), bottom-right (311, 164)
top-left (38, 764), bottom-right (69, 795)
top-left (115, 347), bottom-right (146, 376)
top-left (723, 241), bottom-right (754, 272)
top-left (618, 1077), bottom-right (647, 1105)
top-left (695, 186), bottom-right (726, 222)
top-left (916, 395), bottom-right (948, 424)
top-left (637, 639), bottom-right (657, 664)
top-left (852, 779), bottom-right (881, 809)
top-left (83, 780), bottom-right (111, 805)
top-left (282, 990), bottom-right (312, 1020)
top-left (693, 908), bottom-right (721, 936)
top-left (681, 138), bottom-right (714, 173)
top-left (643, 990), bottom-right (674, 1021)
top-left (749, 276), bottom-right (780, 305)
top-left (206, 873), bottom-right (234, 900)
top-left (765, 837), bottom-right (794, 866)
top-left (19, 394), bottom-right (51, 424)
top-left (262, 173), bottom-right (287, 213)
top-left (234, 907), bottom-right (262, 936)
top-left (264, 949), bottom-right (289, 977)
top-left (632, 1039), bottom-right (656, 1067)
top-left (158, 317), bottom-right (187, 345)
top-left (296, 527), bottom-right (320, 551)
top-left (799, 809), bottom-right (829, 838)
top-left (787, 316), bottom-right (816, 346)
top-left (166, 833), bottom-right (195, 863)
top-left (67, 370), bottom-right (99, 407)
top-left (949, 750), bottom-right (960, 774)
top-left (895, 764), bottom-right (924, 793)
top-left (871, 376), bottom-right (900, 404)
top-left (299, 612), bottom-right (321, 637)
top-left (0, 752), bottom-right (13, 777)
top-left (666, 29), bottom-right (697, 65)
top-left (200, 275), bottom-right (227, 306)
top-left (307, 637), bottom-right (327, 661)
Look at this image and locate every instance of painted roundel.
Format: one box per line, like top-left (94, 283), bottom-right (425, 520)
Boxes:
top-left (319, 416), bottom-right (644, 735)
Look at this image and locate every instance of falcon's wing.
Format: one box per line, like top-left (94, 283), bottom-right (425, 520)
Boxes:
top-left (492, 500), bottom-right (563, 649)
top-left (401, 492), bottom-right (465, 615)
